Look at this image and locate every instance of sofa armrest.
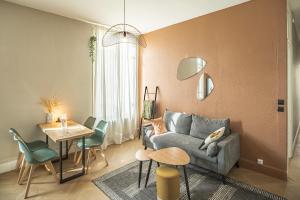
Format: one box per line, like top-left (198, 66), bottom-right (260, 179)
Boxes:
top-left (217, 133), bottom-right (240, 175)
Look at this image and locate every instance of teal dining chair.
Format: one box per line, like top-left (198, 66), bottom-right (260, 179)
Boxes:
top-left (72, 116), bottom-right (96, 161)
top-left (75, 120), bottom-right (108, 173)
top-left (10, 128), bottom-right (49, 184)
top-left (9, 128), bottom-right (58, 199)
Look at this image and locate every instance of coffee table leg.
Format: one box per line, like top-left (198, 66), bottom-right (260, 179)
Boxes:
top-left (144, 159), bottom-right (152, 188)
top-left (156, 162), bottom-right (160, 167)
top-left (138, 161), bottom-right (142, 188)
top-left (183, 165), bottom-right (191, 200)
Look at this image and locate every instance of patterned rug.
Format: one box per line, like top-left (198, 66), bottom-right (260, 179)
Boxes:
top-left (93, 161), bottom-right (286, 200)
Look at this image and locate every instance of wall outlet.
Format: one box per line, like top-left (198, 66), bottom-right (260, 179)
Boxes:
top-left (257, 159), bottom-right (263, 165)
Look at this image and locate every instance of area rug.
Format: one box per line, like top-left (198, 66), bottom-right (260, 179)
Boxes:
top-left (93, 161), bottom-right (286, 200)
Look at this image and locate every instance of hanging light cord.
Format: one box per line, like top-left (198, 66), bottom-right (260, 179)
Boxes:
top-left (123, 0), bottom-right (126, 35)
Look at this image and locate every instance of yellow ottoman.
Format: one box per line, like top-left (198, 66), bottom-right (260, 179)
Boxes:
top-left (156, 166), bottom-right (180, 200)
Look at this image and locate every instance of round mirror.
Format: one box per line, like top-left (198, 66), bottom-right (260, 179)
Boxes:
top-left (177, 57), bottom-right (206, 80)
top-left (197, 73), bottom-right (214, 101)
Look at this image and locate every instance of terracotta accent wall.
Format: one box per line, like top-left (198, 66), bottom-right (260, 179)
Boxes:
top-left (139, 0), bottom-right (287, 179)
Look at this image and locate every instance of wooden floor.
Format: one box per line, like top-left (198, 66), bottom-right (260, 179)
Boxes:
top-left (0, 138), bottom-right (300, 200)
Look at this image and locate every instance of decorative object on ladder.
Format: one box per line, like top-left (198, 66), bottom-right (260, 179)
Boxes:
top-left (139, 86), bottom-right (159, 139)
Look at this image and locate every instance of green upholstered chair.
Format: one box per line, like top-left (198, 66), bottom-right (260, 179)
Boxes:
top-left (75, 120), bottom-right (108, 173)
top-left (9, 128), bottom-right (49, 184)
top-left (83, 116), bottom-right (97, 129)
top-left (9, 128), bottom-right (58, 199)
top-left (72, 116), bottom-right (96, 161)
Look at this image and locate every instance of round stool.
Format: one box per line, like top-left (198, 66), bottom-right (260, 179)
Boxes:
top-left (156, 166), bottom-right (180, 200)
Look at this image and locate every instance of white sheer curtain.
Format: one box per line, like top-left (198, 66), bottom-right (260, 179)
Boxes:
top-left (94, 27), bottom-right (138, 148)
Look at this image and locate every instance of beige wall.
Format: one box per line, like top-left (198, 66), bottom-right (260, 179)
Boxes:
top-left (0, 1), bottom-right (93, 164)
top-left (140, 0), bottom-right (287, 179)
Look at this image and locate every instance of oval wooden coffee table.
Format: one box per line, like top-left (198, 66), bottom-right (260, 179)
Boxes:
top-left (145, 147), bottom-right (191, 200)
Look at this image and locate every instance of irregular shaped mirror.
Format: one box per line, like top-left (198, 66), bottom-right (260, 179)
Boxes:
top-left (197, 73), bottom-right (214, 101)
top-left (177, 57), bottom-right (206, 80)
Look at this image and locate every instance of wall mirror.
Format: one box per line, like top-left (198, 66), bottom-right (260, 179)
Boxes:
top-left (197, 73), bottom-right (214, 101)
top-left (177, 57), bottom-right (206, 80)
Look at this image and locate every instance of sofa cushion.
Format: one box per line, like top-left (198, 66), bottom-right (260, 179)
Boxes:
top-left (163, 110), bottom-right (192, 135)
top-left (190, 115), bottom-right (230, 139)
top-left (151, 132), bottom-right (217, 163)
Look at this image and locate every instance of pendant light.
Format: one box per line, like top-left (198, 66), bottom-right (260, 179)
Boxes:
top-left (102, 0), bottom-right (146, 48)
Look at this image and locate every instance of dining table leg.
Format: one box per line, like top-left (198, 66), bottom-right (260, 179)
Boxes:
top-left (59, 141), bottom-right (63, 183)
top-left (66, 141), bottom-right (69, 159)
top-left (183, 165), bottom-right (191, 200)
top-left (144, 159), bottom-right (152, 188)
top-left (58, 137), bottom-right (86, 184)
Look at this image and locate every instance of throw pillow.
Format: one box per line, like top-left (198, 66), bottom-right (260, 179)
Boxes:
top-left (206, 142), bottom-right (219, 157)
top-left (151, 117), bottom-right (167, 135)
top-left (199, 127), bottom-right (225, 150)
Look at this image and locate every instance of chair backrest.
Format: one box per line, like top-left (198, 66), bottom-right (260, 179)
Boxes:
top-left (95, 120), bottom-right (108, 144)
top-left (83, 116), bottom-right (96, 129)
top-left (9, 128), bottom-right (34, 162)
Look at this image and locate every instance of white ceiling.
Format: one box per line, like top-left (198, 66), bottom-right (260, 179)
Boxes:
top-left (289, 0), bottom-right (300, 40)
top-left (4, 0), bottom-right (250, 33)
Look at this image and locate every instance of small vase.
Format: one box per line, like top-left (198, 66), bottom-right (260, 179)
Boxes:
top-left (46, 113), bottom-right (53, 123)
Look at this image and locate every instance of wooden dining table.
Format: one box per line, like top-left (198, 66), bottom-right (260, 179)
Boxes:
top-left (38, 120), bottom-right (94, 183)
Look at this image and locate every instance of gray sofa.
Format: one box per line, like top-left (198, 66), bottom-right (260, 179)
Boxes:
top-left (143, 110), bottom-right (240, 175)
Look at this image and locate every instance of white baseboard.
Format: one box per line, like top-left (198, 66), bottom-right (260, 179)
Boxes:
top-left (0, 159), bottom-right (17, 174)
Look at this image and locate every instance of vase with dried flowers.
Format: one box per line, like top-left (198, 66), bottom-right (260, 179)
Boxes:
top-left (40, 96), bottom-right (62, 123)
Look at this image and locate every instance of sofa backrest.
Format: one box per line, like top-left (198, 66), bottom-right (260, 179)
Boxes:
top-left (190, 114), bottom-right (230, 139)
top-left (163, 110), bottom-right (192, 135)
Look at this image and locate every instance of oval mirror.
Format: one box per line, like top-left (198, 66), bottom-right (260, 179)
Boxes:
top-left (197, 73), bottom-right (214, 101)
top-left (177, 57), bottom-right (206, 80)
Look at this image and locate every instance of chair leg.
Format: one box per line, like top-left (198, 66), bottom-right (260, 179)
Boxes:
top-left (19, 162), bottom-right (30, 185)
top-left (68, 140), bottom-right (73, 150)
top-left (24, 165), bottom-right (37, 199)
top-left (75, 151), bottom-right (83, 166)
top-left (73, 147), bottom-right (78, 163)
top-left (17, 158), bottom-right (26, 184)
top-left (91, 148), bottom-right (97, 160)
top-left (86, 149), bottom-right (91, 174)
top-left (44, 164), bottom-right (51, 173)
top-left (100, 149), bottom-right (108, 166)
top-left (45, 161), bottom-right (58, 183)
top-left (16, 152), bottom-right (23, 170)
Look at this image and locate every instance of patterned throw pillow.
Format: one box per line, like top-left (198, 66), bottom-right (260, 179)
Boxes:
top-left (151, 117), bottom-right (167, 135)
top-left (199, 127), bottom-right (225, 150)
